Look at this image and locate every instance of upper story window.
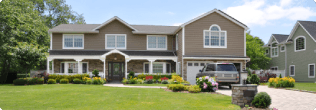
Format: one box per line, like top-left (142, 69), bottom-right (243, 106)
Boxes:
top-left (280, 45), bottom-right (285, 52)
top-left (271, 42), bottom-right (278, 57)
top-left (63, 34), bottom-right (84, 49)
top-left (295, 36), bottom-right (306, 52)
top-left (204, 24), bottom-right (227, 48)
top-left (105, 34), bottom-right (126, 49)
top-left (147, 35), bottom-right (167, 50)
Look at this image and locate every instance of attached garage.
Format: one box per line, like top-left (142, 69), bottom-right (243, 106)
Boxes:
top-left (186, 61), bottom-right (213, 84)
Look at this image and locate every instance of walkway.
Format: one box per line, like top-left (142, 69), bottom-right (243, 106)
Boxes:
top-left (104, 84), bottom-right (167, 88)
top-left (217, 85), bottom-right (316, 110)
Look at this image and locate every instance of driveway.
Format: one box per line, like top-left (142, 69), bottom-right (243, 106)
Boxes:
top-left (217, 86), bottom-right (316, 110)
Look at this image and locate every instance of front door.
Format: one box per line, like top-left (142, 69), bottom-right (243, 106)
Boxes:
top-left (108, 62), bottom-right (124, 82)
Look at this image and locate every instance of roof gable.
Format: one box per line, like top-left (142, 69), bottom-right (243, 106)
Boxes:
top-left (286, 21), bottom-right (316, 43)
top-left (93, 16), bottom-right (137, 31)
top-left (181, 9), bottom-right (248, 30)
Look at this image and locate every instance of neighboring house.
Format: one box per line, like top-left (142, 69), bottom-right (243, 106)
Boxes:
top-left (47, 9), bottom-right (250, 84)
top-left (265, 21), bottom-right (316, 82)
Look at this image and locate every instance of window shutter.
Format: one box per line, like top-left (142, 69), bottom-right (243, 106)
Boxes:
top-left (166, 64), bottom-right (170, 73)
top-left (145, 64), bottom-right (149, 73)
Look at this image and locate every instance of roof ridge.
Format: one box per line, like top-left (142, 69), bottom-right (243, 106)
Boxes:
top-left (131, 24), bottom-right (180, 27)
top-left (298, 20), bottom-right (316, 23)
top-left (272, 34), bottom-right (289, 36)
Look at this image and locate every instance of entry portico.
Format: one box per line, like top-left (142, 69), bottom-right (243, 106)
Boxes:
top-left (47, 49), bottom-right (177, 82)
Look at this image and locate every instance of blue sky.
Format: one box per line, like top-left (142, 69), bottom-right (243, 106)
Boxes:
top-left (66, 0), bottom-right (316, 44)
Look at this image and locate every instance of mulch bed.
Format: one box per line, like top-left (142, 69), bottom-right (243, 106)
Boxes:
top-left (163, 88), bottom-right (226, 95)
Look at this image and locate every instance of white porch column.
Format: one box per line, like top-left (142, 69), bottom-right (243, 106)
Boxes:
top-left (102, 59), bottom-right (106, 79)
top-left (65, 62), bottom-right (68, 75)
top-left (76, 59), bottom-right (82, 74)
top-left (47, 58), bottom-right (50, 74)
top-left (149, 60), bottom-right (155, 74)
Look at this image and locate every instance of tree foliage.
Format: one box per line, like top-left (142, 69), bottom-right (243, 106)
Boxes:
top-left (246, 33), bottom-right (271, 69)
top-left (29, 0), bottom-right (86, 28)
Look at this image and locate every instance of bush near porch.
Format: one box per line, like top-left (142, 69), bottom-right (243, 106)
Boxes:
top-left (123, 73), bottom-right (189, 85)
top-left (48, 74), bottom-right (90, 83)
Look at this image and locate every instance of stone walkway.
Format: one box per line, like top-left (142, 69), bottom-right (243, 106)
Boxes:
top-left (103, 84), bottom-right (167, 88)
top-left (217, 85), bottom-right (316, 110)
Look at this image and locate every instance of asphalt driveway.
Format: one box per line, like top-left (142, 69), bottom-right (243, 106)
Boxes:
top-left (217, 85), bottom-right (316, 110)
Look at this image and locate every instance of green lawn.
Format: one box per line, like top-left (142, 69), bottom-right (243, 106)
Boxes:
top-left (287, 82), bottom-right (316, 92)
top-left (125, 84), bottom-right (168, 87)
top-left (0, 84), bottom-right (239, 110)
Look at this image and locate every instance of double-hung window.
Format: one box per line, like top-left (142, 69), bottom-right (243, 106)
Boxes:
top-left (147, 35), bottom-right (167, 50)
top-left (271, 43), bottom-right (278, 57)
top-left (60, 62), bottom-right (88, 73)
top-left (143, 62), bottom-right (171, 73)
top-left (280, 45), bottom-right (285, 52)
top-left (106, 34), bottom-right (126, 49)
top-left (204, 25), bottom-right (227, 48)
top-left (289, 65), bottom-right (295, 76)
top-left (63, 34), bottom-right (84, 49)
top-left (308, 64), bottom-right (315, 78)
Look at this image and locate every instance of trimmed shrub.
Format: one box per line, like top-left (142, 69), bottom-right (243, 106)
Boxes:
top-left (136, 79), bottom-right (143, 84)
top-left (122, 79), bottom-right (128, 84)
top-left (161, 80), bottom-right (168, 84)
top-left (28, 78), bottom-right (38, 85)
top-left (137, 73), bottom-right (146, 79)
top-left (188, 85), bottom-right (201, 93)
top-left (60, 79), bottom-right (69, 84)
top-left (92, 69), bottom-right (99, 77)
top-left (92, 80), bottom-right (100, 84)
top-left (36, 78), bottom-right (44, 84)
top-left (73, 78), bottom-right (82, 84)
top-left (167, 84), bottom-right (185, 91)
top-left (13, 79), bottom-right (28, 85)
top-left (47, 79), bottom-right (56, 84)
top-left (86, 79), bottom-right (92, 84)
top-left (248, 74), bottom-right (260, 84)
top-left (145, 79), bottom-right (153, 84)
top-left (252, 92), bottom-right (271, 108)
top-left (128, 78), bottom-right (137, 84)
top-left (128, 71), bottom-right (135, 78)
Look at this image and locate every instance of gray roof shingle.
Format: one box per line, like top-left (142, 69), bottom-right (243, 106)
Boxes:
top-left (131, 25), bottom-right (179, 34)
top-left (298, 21), bottom-right (316, 40)
top-left (48, 24), bottom-right (100, 33)
top-left (272, 34), bottom-right (289, 43)
top-left (49, 50), bottom-right (176, 56)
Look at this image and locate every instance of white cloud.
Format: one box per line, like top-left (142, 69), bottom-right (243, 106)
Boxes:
top-left (224, 0), bottom-right (316, 26)
top-left (172, 23), bottom-right (183, 26)
top-left (168, 12), bottom-right (175, 15)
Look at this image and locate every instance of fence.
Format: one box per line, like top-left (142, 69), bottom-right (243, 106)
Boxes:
top-left (250, 69), bottom-right (285, 78)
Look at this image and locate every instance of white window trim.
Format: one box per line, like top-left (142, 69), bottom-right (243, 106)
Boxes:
top-left (176, 34), bottom-right (178, 50)
top-left (143, 62), bottom-right (171, 73)
top-left (270, 42), bottom-right (278, 58)
top-left (289, 65), bottom-right (295, 76)
top-left (105, 34), bottom-right (127, 49)
top-left (308, 63), bottom-right (315, 78)
top-left (62, 34), bottom-right (84, 49)
top-left (270, 66), bottom-right (278, 71)
top-left (294, 36), bottom-right (306, 52)
top-left (60, 61), bottom-right (89, 74)
top-left (146, 35), bottom-right (168, 50)
top-left (280, 45), bottom-right (285, 52)
top-left (203, 24), bottom-right (227, 48)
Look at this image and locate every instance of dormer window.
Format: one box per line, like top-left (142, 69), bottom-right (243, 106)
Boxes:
top-left (204, 24), bottom-right (227, 48)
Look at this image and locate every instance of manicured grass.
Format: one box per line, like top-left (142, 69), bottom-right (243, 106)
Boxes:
top-left (287, 82), bottom-right (316, 92)
top-left (0, 84), bottom-right (239, 110)
top-left (125, 84), bottom-right (168, 87)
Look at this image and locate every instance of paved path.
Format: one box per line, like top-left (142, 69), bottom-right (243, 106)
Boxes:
top-left (104, 84), bottom-right (167, 88)
top-left (217, 85), bottom-right (316, 110)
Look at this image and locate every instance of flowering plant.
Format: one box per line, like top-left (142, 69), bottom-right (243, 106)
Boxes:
top-left (268, 76), bottom-right (295, 88)
top-left (196, 76), bottom-right (218, 92)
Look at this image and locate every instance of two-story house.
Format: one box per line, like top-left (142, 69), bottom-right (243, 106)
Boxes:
top-left (47, 9), bottom-right (250, 84)
top-left (265, 21), bottom-right (316, 82)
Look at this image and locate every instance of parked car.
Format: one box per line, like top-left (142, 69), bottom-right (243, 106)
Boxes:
top-left (196, 63), bottom-right (239, 89)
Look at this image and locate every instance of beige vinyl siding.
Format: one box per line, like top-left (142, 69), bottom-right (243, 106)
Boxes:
top-left (286, 25), bottom-right (316, 82)
top-left (184, 12), bottom-right (245, 56)
top-left (176, 29), bottom-right (183, 75)
top-left (51, 20), bottom-right (173, 50)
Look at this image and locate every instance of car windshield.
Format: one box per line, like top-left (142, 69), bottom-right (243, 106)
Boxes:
top-left (216, 64), bottom-right (237, 71)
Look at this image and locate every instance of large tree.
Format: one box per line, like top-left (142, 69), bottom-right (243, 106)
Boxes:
top-left (246, 33), bottom-right (271, 70)
top-left (29, 0), bottom-right (86, 28)
top-left (0, 0), bottom-right (49, 83)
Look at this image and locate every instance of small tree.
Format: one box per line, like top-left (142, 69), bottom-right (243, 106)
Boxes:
top-left (246, 33), bottom-right (271, 69)
top-left (11, 42), bottom-right (47, 77)
top-left (92, 69), bottom-right (99, 77)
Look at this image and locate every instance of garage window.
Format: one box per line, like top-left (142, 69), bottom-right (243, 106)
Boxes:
top-left (188, 63), bottom-right (193, 66)
top-left (194, 63), bottom-right (199, 66)
top-left (200, 63), bottom-right (205, 66)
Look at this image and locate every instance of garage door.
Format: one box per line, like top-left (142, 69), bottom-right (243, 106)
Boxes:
top-left (187, 62), bottom-right (210, 84)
